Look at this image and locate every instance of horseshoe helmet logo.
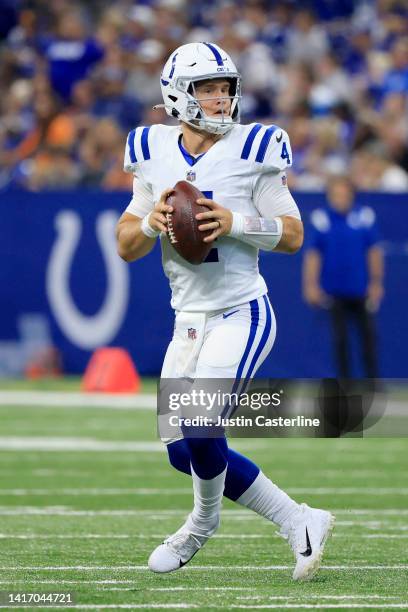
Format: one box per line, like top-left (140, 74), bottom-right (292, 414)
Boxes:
top-left (46, 210), bottom-right (129, 350)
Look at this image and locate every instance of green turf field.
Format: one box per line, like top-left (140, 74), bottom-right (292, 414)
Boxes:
top-left (0, 379), bottom-right (407, 610)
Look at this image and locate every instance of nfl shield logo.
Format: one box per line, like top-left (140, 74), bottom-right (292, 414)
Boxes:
top-left (281, 174), bottom-right (287, 186)
top-left (186, 170), bottom-right (196, 182)
top-left (188, 328), bottom-right (197, 340)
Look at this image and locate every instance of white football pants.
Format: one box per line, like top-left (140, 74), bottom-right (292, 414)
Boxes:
top-left (160, 295), bottom-right (276, 442)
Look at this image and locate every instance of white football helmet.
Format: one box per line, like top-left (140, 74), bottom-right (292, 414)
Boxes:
top-left (159, 42), bottom-right (241, 135)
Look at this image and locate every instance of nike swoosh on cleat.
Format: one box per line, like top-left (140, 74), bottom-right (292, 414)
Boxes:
top-left (179, 548), bottom-right (200, 568)
top-left (276, 132), bottom-right (283, 143)
top-left (223, 310), bottom-right (239, 319)
top-left (300, 527), bottom-right (312, 557)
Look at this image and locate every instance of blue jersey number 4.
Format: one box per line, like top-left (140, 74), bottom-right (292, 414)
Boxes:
top-left (281, 142), bottom-right (291, 164)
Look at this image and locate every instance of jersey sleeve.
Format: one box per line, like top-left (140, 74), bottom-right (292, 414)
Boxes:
top-left (126, 177), bottom-right (154, 218)
top-left (123, 126), bottom-right (153, 174)
top-left (240, 124), bottom-right (292, 172)
top-left (253, 171), bottom-right (301, 220)
top-left (260, 127), bottom-right (292, 172)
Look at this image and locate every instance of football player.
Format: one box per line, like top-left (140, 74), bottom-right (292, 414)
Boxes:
top-left (116, 42), bottom-right (334, 580)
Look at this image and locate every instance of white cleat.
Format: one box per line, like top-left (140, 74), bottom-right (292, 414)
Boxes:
top-left (148, 516), bottom-right (219, 573)
top-left (280, 503), bottom-right (335, 581)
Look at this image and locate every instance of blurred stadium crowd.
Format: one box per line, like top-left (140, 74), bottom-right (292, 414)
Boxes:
top-left (0, 0), bottom-right (407, 192)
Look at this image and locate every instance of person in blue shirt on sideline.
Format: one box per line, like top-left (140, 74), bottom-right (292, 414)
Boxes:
top-left (302, 175), bottom-right (384, 377)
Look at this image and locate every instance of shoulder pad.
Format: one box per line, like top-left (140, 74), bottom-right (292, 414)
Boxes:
top-left (123, 125), bottom-right (175, 173)
top-left (238, 123), bottom-right (292, 172)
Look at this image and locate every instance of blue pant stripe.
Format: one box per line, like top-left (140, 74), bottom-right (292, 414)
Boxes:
top-left (236, 298), bottom-right (260, 381)
top-left (128, 129), bottom-right (137, 164)
top-left (232, 296), bottom-right (271, 414)
top-left (221, 298), bottom-right (259, 418)
top-left (141, 126), bottom-right (151, 160)
top-left (255, 125), bottom-right (278, 163)
top-left (241, 124), bottom-right (262, 159)
top-left (242, 294), bottom-right (272, 386)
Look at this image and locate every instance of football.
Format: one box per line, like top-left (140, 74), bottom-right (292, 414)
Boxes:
top-left (165, 181), bottom-right (213, 265)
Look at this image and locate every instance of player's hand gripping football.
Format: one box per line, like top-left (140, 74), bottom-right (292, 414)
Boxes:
top-left (148, 188), bottom-right (174, 234)
top-left (195, 198), bottom-right (233, 243)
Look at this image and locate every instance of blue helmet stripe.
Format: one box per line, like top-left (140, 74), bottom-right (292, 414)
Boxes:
top-left (168, 53), bottom-right (178, 78)
top-left (241, 124), bottom-right (262, 159)
top-left (127, 129), bottom-right (137, 164)
top-left (141, 127), bottom-right (151, 160)
top-left (203, 42), bottom-right (224, 66)
top-left (255, 125), bottom-right (278, 163)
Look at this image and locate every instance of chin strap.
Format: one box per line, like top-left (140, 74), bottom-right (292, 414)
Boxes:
top-left (152, 104), bottom-right (235, 135)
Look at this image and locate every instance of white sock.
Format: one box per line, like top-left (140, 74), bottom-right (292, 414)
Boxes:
top-left (187, 466), bottom-right (226, 538)
top-left (236, 471), bottom-right (299, 529)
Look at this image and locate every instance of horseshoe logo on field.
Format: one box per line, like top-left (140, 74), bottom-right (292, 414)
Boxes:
top-left (46, 210), bottom-right (129, 349)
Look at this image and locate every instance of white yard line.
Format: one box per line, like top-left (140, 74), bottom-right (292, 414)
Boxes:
top-left (1, 605), bottom-right (408, 611)
top-left (0, 438), bottom-right (268, 453)
top-left (0, 469), bottom-right (168, 477)
top-left (229, 607), bottom-right (408, 610)
top-left (0, 580), bottom-right (137, 584)
top-left (0, 606), bottom-right (196, 610)
top-left (362, 534), bottom-right (408, 538)
top-left (100, 593), bottom-right (405, 599)
top-left (0, 391), bottom-right (156, 409)
top-left (0, 486), bottom-right (408, 495)
top-left (0, 508), bottom-right (253, 517)
top-left (0, 533), bottom-right (407, 540)
top-left (230, 606), bottom-right (408, 610)
top-left (0, 391), bottom-right (407, 417)
top-left (0, 433), bottom-right (407, 453)
top-left (1, 564), bottom-right (408, 571)
top-left (236, 596), bottom-right (405, 601)
top-left (112, 594), bottom-right (404, 599)
top-left (105, 587), bottom-right (254, 592)
top-left (0, 438), bottom-right (164, 452)
top-left (335, 509), bottom-right (408, 515)
top-left (0, 507), bottom-right (407, 516)
top-left (0, 487), bottom-right (192, 496)
top-left (289, 488), bottom-right (408, 495)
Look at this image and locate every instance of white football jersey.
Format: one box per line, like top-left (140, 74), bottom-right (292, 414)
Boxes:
top-left (123, 123), bottom-right (299, 312)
